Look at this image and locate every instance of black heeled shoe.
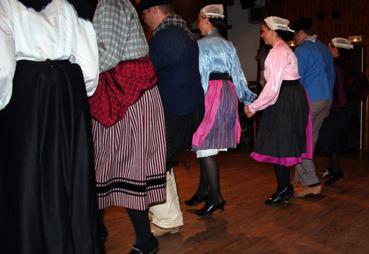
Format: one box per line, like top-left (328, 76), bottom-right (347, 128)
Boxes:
top-left (130, 245), bottom-right (158, 254)
top-left (265, 185), bottom-right (293, 205)
top-left (320, 167), bottom-right (332, 179)
top-left (185, 193), bottom-right (208, 206)
top-left (130, 234), bottom-right (159, 254)
top-left (195, 200), bottom-right (226, 216)
top-left (325, 172), bottom-right (343, 186)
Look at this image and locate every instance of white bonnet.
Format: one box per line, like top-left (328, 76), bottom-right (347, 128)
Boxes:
top-left (200, 4), bottom-right (225, 19)
top-left (331, 37), bottom-right (354, 50)
top-left (264, 16), bottom-right (295, 33)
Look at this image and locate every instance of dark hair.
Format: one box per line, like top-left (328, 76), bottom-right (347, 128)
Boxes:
top-left (138, 0), bottom-right (174, 13)
top-left (275, 30), bottom-right (294, 42)
top-left (17, 0), bottom-right (52, 11)
top-left (337, 47), bottom-right (352, 61)
top-left (17, 0), bottom-right (96, 20)
top-left (291, 17), bottom-right (313, 34)
top-left (209, 17), bottom-right (227, 33)
top-left (157, 4), bottom-right (175, 15)
top-left (68, 0), bottom-right (96, 20)
top-left (260, 21), bottom-right (294, 42)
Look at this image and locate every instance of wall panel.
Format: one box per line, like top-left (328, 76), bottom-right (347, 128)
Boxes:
top-left (277, 0), bottom-right (368, 74)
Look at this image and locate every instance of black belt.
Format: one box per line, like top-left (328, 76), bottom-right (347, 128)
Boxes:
top-left (209, 72), bottom-right (232, 81)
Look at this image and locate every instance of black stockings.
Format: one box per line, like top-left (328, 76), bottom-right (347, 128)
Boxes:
top-left (197, 156), bottom-right (224, 203)
top-left (274, 164), bottom-right (290, 192)
top-left (327, 152), bottom-right (342, 175)
top-left (127, 209), bottom-right (155, 249)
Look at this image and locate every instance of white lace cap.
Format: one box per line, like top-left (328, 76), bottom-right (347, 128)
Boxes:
top-left (200, 4), bottom-right (225, 19)
top-left (331, 37), bottom-right (354, 49)
top-left (264, 16), bottom-right (295, 33)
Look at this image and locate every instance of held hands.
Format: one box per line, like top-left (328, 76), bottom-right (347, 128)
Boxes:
top-left (244, 105), bottom-right (254, 118)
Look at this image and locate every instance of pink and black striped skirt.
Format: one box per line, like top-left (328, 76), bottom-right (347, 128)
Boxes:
top-left (92, 86), bottom-right (166, 211)
top-left (192, 79), bottom-right (241, 151)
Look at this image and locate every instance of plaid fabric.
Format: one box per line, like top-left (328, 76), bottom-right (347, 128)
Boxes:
top-left (89, 56), bottom-right (157, 127)
top-left (154, 14), bottom-right (194, 39)
top-left (93, 0), bottom-right (148, 72)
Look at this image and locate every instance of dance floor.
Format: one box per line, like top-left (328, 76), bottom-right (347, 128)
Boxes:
top-left (104, 148), bottom-right (369, 254)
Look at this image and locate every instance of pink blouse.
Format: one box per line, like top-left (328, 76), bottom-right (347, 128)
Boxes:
top-left (248, 39), bottom-right (300, 114)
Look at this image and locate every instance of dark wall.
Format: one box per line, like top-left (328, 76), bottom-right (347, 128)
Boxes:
top-left (267, 0), bottom-right (369, 76)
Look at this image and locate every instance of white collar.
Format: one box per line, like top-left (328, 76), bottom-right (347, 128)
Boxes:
top-left (305, 35), bottom-right (317, 43)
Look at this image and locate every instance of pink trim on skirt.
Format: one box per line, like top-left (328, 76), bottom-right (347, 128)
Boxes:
top-left (250, 93), bottom-right (313, 167)
top-left (192, 80), bottom-right (241, 147)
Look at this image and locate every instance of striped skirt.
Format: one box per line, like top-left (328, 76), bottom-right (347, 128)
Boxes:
top-left (92, 86), bottom-right (166, 211)
top-left (192, 80), bottom-right (241, 151)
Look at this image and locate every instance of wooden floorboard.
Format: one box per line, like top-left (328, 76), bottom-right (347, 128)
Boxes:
top-left (103, 149), bottom-right (369, 254)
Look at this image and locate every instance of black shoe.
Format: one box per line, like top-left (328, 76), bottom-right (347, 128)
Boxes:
top-left (265, 185), bottom-right (294, 205)
top-left (320, 168), bottom-right (332, 179)
top-left (130, 246), bottom-right (158, 254)
top-left (130, 245), bottom-right (158, 254)
top-left (130, 235), bottom-right (159, 254)
top-left (195, 200), bottom-right (225, 216)
top-left (185, 193), bottom-right (208, 206)
top-left (325, 172), bottom-right (343, 186)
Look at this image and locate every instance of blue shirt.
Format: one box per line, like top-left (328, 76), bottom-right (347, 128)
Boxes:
top-left (295, 39), bottom-right (335, 102)
top-left (198, 31), bottom-right (256, 105)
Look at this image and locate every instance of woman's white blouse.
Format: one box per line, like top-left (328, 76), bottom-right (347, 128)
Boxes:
top-left (0, 0), bottom-right (99, 110)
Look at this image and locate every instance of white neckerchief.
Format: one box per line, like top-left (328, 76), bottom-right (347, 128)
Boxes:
top-left (305, 34), bottom-right (317, 43)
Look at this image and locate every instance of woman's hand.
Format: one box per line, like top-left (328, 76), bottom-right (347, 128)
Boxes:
top-left (244, 105), bottom-right (254, 118)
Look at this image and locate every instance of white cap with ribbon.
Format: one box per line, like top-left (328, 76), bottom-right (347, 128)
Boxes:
top-left (200, 4), bottom-right (225, 19)
top-left (331, 37), bottom-right (354, 49)
top-left (264, 16), bottom-right (295, 33)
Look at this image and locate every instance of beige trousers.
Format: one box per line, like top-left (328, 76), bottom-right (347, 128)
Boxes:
top-left (149, 170), bottom-right (184, 229)
top-left (295, 100), bottom-right (332, 185)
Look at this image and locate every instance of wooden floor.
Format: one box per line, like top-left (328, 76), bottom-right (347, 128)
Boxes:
top-left (103, 148), bottom-right (369, 254)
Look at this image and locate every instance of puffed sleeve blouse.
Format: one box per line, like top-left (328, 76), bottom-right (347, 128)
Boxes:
top-left (248, 39), bottom-right (300, 114)
top-left (0, 0), bottom-right (99, 110)
top-left (198, 31), bottom-right (256, 105)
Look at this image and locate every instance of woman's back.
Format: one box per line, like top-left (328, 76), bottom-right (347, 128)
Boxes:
top-left (198, 31), bottom-right (255, 104)
top-left (0, 0), bottom-right (98, 110)
top-left (198, 32), bottom-right (237, 74)
top-left (2, 0), bottom-right (95, 61)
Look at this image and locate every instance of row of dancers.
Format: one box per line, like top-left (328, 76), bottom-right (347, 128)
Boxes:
top-left (1, 0), bottom-right (366, 253)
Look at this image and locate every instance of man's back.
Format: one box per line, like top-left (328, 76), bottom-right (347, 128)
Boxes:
top-left (295, 39), bottom-right (335, 102)
top-left (149, 18), bottom-right (204, 115)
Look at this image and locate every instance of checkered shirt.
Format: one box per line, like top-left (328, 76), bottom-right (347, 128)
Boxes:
top-left (93, 0), bottom-right (149, 72)
top-left (154, 14), bottom-right (194, 39)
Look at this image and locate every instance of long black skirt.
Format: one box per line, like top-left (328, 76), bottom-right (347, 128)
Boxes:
top-left (0, 60), bottom-right (101, 254)
top-left (250, 80), bottom-right (313, 167)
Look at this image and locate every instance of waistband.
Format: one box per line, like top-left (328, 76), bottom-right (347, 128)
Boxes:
top-left (209, 72), bottom-right (232, 81)
top-left (17, 59), bottom-right (72, 67)
top-left (281, 79), bottom-right (300, 86)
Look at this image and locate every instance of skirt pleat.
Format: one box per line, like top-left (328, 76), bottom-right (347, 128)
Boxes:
top-left (193, 80), bottom-right (240, 150)
top-left (0, 60), bottom-right (101, 254)
top-left (92, 86), bottom-right (166, 211)
top-left (251, 80), bottom-right (312, 167)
